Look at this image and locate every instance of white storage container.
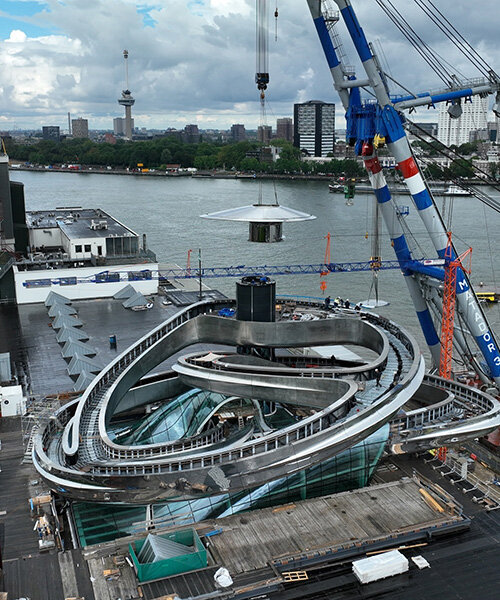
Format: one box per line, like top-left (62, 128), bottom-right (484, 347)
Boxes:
top-left (352, 550), bottom-right (409, 584)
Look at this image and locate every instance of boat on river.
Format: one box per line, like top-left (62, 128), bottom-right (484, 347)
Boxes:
top-left (330, 182), bottom-right (472, 196)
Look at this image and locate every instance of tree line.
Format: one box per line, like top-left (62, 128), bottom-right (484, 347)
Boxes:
top-left (5, 136), bottom-right (364, 177)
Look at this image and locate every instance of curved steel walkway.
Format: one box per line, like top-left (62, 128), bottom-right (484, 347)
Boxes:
top-left (33, 299), bottom-right (500, 503)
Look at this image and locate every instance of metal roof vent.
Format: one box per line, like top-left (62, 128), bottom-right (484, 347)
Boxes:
top-left (90, 219), bottom-right (108, 230)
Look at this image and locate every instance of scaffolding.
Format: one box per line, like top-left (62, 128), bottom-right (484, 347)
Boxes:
top-left (21, 392), bottom-right (79, 463)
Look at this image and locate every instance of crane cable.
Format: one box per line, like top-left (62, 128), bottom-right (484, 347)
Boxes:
top-left (375, 0), bottom-right (450, 85)
top-left (374, 0), bottom-right (456, 86)
top-left (481, 202), bottom-right (500, 328)
top-left (274, 2), bottom-right (278, 42)
top-left (377, 0), bottom-right (496, 85)
top-left (369, 199), bottom-right (381, 304)
top-left (256, 0), bottom-right (269, 100)
top-left (408, 121), bottom-right (500, 213)
top-left (413, 0), bottom-right (499, 80)
top-left (378, 0), bottom-right (463, 86)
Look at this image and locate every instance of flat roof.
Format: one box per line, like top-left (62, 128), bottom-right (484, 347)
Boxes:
top-left (0, 289), bottom-right (228, 397)
top-left (203, 479), bottom-right (451, 574)
top-left (26, 208), bottom-right (137, 241)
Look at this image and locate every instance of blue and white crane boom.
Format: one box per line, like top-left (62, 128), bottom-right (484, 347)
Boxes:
top-left (307, 0), bottom-right (442, 367)
top-left (307, 0), bottom-right (500, 387)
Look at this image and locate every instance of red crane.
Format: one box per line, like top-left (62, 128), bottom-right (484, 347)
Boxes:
top-left (320, 232), bottom-right (331, 293)
top-left (439, 233), bottom-right (472, 380)
top-left (437, 233), bottom-right (472, 463)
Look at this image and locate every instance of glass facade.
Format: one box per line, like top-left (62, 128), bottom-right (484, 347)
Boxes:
top-left (119, 388), bottom-right (242, 445)
top-left (106, 235), bottom-right (139, 256)
top-left (73, 424), bottom-right (389, 547)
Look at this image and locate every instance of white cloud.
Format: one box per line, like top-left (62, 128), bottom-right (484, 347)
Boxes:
top-left (210, 0), bottom-right (251, 17)
top-left (0, 0), bottom-right (499, 131)
top-left (6, 29), bottom-right (27, 43)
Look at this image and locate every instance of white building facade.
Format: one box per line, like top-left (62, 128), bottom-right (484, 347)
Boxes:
top-left (437, 95), bottom-right (488, 146)
top-left (16, 208), bottom-right (158, 303)
top-left (13, 264), bottom-right (158, 304)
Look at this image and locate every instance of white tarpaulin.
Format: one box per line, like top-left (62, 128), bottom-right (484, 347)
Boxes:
top-left (214, 567), bottom-right (233, 587)
top-left (193, 352), bottom-right (227, 364)
top-left (352, 550), bottom-right (409, 584)
top-left (412, 555), bottom-right (430, 569)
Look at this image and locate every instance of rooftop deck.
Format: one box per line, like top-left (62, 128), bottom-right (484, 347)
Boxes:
top-left (201, 479), bottom-right (455, 574)
top-left (1, 410), bottom-right (497, 600)
top-left (26, 208), bottom-right (136, 239)
top-left (0, 293), bottom-right (220, 397)
top-left (80, 475), bottom-right (471, 600)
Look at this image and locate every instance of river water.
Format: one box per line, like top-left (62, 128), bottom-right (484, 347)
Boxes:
top-left (14, 170), bottom-right (500, 363)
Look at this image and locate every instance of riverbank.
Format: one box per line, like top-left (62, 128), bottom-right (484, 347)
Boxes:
top-left (9, 164), bottom-right (493, 186)
top-left (9, 166), bottom-right (356, 182)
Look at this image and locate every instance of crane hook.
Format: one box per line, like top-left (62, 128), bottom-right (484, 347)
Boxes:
top-left (274, 3), bottom-right (278, 41)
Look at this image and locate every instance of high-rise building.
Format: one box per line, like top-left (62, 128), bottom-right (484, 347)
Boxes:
top-left (487, 121), bottom-right (498, 143)
top-left (257, 125), bottom-right (272, 144)
top-left (184, 124), bottom-right (200, 144)
top-left (42, 126), bottom-right (60, 142)
top-left (113, 117), bottom-right (134, 136)
top-left (437, 95), bottom-right (488, 147)
top-left (113, 118), bottom-right (124, 136)
top-left (276, 117), bottom-right (293, 142)
top-left (408, 122), bottom-right (438, 137)
top-left (71, 118), bottom-right (89, 139)
top-left (293, 101), bottom-right (335, 157)
top-left (0, 149), bottom-right (15, 247)
top-left (231, 124), bottom-right (246, 142)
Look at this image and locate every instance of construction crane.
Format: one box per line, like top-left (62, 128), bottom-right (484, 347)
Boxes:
top-left (319, 232), bottom-right (331, 293)
top-left (255, 0), bottom-right (270, 100)
top-left (439, 234), bottom-right (472, 380)
top-left (437, 234), bottom-right (472, 463)
top-left (201, 0), bottom-right (315, 242)
top-left (34, 257), bottom-right (446, 286)
top-left (307, 0), bottom-right (500, 390)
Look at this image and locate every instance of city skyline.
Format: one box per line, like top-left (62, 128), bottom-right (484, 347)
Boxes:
top-left (0, 1), bottom-right (499, 131)
top-left (13, 116), bottom-right (296, 136)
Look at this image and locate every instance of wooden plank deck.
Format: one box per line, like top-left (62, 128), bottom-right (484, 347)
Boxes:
top-left (0, 417), bottom-right (40, 561)
top-left (204, 480), bottom-right (449, 574)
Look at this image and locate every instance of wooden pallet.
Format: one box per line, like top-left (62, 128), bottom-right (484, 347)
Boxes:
top-left (282, 570), bottom-right (309, 582)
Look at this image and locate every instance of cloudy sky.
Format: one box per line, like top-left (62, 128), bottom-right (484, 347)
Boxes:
top-left (1, 0), bottom-right (499, 132)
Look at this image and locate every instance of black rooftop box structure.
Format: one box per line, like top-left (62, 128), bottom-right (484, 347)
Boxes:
top-left (236, 276), bottom-right (276, 323)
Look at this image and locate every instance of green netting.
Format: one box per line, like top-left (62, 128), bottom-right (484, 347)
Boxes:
top-left (129, 529), bottom-right (207, 582)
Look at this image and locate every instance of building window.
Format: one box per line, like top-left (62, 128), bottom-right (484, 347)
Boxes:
top-left (75, 245), bottom-right (82, 253)
top-left (84, 244), bottom-right (91, 252)
top-left (128, 270), bottom-right (152, 281)
top-left (25, 279), bottom-right (52, 288)
top-left (95, 272), bottom-right (120, 283)
top-left (97, 246), bottom-right (103, 256)
top-left (60, 277), bottom-right (77, 286)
